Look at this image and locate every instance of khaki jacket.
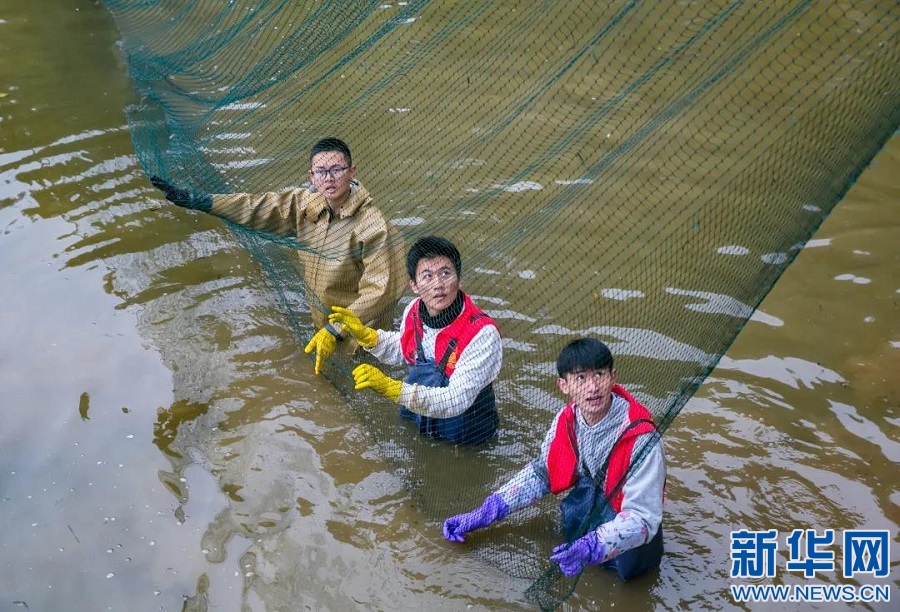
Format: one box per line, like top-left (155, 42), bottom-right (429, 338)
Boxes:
top-left (211, 182), bottom-right (406, 329)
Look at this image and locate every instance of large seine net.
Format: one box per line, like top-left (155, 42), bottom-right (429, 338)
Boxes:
top-left (102, 0), bottom-right (899, 607)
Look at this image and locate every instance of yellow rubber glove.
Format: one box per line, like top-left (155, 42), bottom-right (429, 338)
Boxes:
top-left (352, 364), bottom-right (402, 401)
top-left (304, 327), bottom-right (337, 375)
top-left (328, 306), bottom-right (378, 348)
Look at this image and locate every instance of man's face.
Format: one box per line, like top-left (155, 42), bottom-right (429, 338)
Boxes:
top-left (309, 151), bottom-right (355, 204)
top-left (410, 255), bottom-right (461, 316)
top-left (557, 367), bottom-right (618, 423)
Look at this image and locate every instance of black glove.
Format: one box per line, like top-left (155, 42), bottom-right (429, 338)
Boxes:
top-left (149, 175), bottom-right (212, 211)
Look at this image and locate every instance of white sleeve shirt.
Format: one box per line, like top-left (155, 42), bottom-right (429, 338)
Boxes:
top-left (367, 300), bottom-right (503, 419)
top-left (496, 393), bottom-right (665, 562)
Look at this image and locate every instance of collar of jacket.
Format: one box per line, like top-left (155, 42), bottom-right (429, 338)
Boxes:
top-left (418, 291), bottom-right (466, 329)
top-left (307, 181), bottom-right (371, 221)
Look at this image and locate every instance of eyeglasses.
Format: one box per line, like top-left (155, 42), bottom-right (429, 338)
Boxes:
top-left (311, 165), bottom-right (349, 180)
top-left (416, 268), bottom-right (458, 286)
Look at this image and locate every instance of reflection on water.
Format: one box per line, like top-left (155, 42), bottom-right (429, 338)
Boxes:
top-left (536, 323), bottom-right (717, 370)
top-left (827, 401), bottom-right (900, 465)
top-left (716, 355), bottom-right (844, 390)
top-left (1, 2), bottom-right (898, 611)
top-left (665, 287), bottom-right (784, 326)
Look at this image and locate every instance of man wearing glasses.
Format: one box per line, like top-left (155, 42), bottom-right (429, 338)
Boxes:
top-left (149, 137), bottom-right (406, 374)
top-left (328, 236), bottom-right (501, 445)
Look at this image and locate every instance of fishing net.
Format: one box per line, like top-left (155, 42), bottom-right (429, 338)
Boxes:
top-left (102, 0), bottom-right (899, 607)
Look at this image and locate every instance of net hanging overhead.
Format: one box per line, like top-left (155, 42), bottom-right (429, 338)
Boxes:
top-left (103, 0), bottom-right (899, 607)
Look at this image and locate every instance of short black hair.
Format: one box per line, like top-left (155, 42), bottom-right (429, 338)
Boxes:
top-left (309, 137), bottom-right (352, 166)
top-left (557, 338), bottom-right (614, 378)
top-left (406, 235), bottom-right (462, 280)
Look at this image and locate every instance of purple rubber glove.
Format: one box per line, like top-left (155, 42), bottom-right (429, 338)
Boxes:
top-left (442, 493), bottom-right (510, 542)
top-left (549, 530), bottom-right (606, 577)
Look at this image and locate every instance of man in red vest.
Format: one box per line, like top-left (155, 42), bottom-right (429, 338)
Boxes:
top-left (442, 338), bottom-right (665, 580)
top-left (328, 236), bottom-right (501, 444)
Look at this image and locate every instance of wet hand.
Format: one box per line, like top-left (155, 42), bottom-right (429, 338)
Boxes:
top-left (351, 364), bottom-right (401, 401)
top-left (442, 493), bottom-right (510, 543)
top-left (149, 175), bottom-right (212, 211)
top-left (329, 306), bottom-right (378, 347)
top-left (304, 327), bottom-right (338, 375)
top-left (549, 530), bottom-right (606, 577)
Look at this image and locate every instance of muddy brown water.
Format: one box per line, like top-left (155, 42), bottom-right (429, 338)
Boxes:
top-left (1, 2), bottom-right (897, 611)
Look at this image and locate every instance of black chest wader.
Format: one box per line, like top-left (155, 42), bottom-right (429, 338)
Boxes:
top-left (398, 317), bottom-right (498, 445)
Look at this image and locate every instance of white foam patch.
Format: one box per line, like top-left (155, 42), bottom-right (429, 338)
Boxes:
top-left (50, 128), bottom-right (114, 148)
top-left (750, 310), bottom-right (785, 327)
top-left (534, 323), bottom-right (717, 367)
top-left (397, 17), bottom-right (416, 24)
top-left (600, 288), bottom-right (644, 301)
top-left (717, 355), bottom-right (844, 389)
top-left (213, 159), bottom-right (270, 170)
top-left (388, 107), bottom-right (411, 113)
top-left (199, 146), bottom-right (256, 155)
top-left (468, 294), bottom-right (508, 305)
top-left (802, 204), bottom-right (822, 212)
top-left (220, 102), bottom-right (265, 111)
top-left (829, 400), bottom-right (900, 462)
top-left (501, 338), bottom-right (536, 352)
top-left (717, 245), bottom-right (750, 256)
top-left (473, 267), bottom-right (500, 275)
top-left (449, 158), bottom-right (485, 169)
top-left (761, 252), bottom-right (789, 265)
top-left (390, 216), bottom-right (425, 226)
top-left (666, 287), bottom-right (784, 326)
top-left (498, 181), bottom-right (543, 193)
top-left (554, 178), bottom-right (594, 186)
top-left (485, 309), bottom-right (537, 323)
top-left (834, 273), bottom-right (871, 284)
top-left (805, 238), bottom-right (832, 248)
top-left (852, 250), bottom-right (870, 256)
top-left (214, 133), bottom-right (253, 141)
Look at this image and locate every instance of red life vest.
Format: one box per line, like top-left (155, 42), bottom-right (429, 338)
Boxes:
top-left (399, 293), bottom-right (496, 376)
top-left (546, 385), bottom-right (656, 512)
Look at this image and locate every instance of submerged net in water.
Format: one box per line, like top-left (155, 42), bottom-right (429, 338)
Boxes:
top-left (102, 0), bottom-right (899, 607)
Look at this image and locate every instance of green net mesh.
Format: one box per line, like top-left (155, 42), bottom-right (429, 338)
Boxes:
top-left (102, 0), bottom-right (899, 607)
